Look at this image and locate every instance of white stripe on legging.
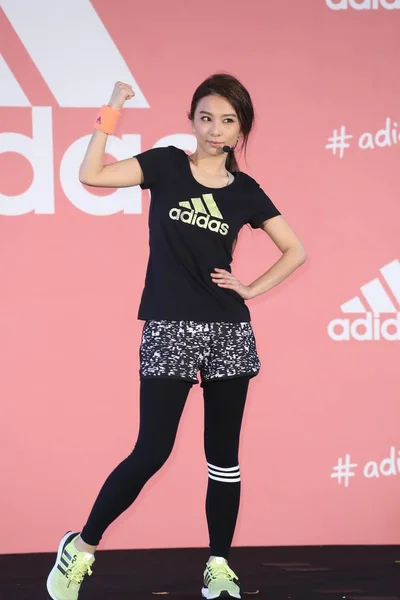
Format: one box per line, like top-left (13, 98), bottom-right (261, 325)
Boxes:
top-left (208, 468), bottom-right (240, 478)
top-left (207, 462), bottom-right (240, 472)
top-left (207, 463), bottom-right (240, 483)
top-left (209, 474), bottom-right (241, 483)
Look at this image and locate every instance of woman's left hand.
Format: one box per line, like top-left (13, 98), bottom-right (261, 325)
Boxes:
top-left (211, 268), bottom-right (255, 300)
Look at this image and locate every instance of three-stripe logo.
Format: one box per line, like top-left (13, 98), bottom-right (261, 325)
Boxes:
top-left (1, 0), bottom-right (148, 108)
top-left (169, 194), bottom-right (229, 236)
top-left (328, 259), bottom-right (400, 341)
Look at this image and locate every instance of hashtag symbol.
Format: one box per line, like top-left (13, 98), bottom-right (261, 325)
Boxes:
top-left (325, 126), bottom-right (353, 158)
top-left (330, 454), bottom-right (358, 487)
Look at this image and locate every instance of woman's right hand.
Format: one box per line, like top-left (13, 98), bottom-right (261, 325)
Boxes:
top-left (108, 81), bottom-right (135, 110)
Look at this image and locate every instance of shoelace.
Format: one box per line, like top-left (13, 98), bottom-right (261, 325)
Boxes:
top-left (209, 563), bottom-right (236, 581)
top-left (67, 560), bottom-right (93, 585)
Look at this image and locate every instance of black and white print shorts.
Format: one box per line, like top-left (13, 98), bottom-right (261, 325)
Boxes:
top-left (139, 320), bottom-right (261, 386)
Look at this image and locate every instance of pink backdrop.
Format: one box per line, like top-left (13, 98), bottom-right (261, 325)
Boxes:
top-left (1, 0), bottom-right (399, 555)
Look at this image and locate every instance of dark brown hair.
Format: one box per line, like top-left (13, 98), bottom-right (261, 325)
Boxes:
top-left (188, 73), bottom-right (255, 172)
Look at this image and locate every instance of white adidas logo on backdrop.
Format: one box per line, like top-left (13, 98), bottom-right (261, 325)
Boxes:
top-left (326, 0), bottom-right (400, 10)
top-left (328, 259), bottom-right (400, 341)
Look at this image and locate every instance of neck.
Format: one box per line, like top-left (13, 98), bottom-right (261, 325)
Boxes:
top-left (190, 148), bottom-right (228, 175)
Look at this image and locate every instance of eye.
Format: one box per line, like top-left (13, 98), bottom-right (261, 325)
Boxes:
top-left (200, 117), bottom-right (235, 123)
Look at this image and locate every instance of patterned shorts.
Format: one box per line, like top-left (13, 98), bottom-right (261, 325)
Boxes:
top-left (139, 320), bottom-right (261, 386)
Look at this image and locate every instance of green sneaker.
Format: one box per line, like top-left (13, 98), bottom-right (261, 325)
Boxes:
top-left (46, 531), bottom-right (95, 600)
top-left (201, 557), bottom-right (241, 599)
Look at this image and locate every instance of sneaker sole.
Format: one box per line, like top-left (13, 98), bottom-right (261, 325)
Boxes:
top-left (201, 588), bottom-right (241, 599)
top-left (46, 531), bottom-right (79, 600)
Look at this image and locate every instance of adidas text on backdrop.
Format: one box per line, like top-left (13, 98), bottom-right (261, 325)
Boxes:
top-left (201, 557), bottom-right (241, 599)
top-left (46, 531), bottom-right (95, 600)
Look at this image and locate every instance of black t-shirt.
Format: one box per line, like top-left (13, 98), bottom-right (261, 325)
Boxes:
top-left (135, 145), bottom-right (280, 322)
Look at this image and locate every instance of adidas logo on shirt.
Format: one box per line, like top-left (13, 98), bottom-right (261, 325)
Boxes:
top-left (328, 259), bottom-right (400, 341)
top-left (169, 193), bottom-right (229, 236)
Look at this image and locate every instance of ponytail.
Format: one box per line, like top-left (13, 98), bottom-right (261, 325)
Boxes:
top-left (226, 149), bottom-right (240, 173)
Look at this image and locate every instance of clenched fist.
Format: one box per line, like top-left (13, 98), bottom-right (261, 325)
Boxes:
top-left (108, 81), bottom-right (135, 110)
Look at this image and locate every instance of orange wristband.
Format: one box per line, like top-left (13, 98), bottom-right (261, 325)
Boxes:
top-left (94, 105), bottom-right (121, 135)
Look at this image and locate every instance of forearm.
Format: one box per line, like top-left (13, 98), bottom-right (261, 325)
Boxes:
top-left (79, 84), bottom-right (131, 185)
top-left (248, 247), bottom-right (306, 298)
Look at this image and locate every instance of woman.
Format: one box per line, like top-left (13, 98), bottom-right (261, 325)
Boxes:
top-left (46, 73), bottom-right (306, 600)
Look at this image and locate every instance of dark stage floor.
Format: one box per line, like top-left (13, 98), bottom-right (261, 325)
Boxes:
top-left (1, 545), bottom-right (400, 600)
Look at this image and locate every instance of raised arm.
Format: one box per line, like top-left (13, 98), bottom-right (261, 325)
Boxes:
top-left (79, 82), bottom-right (144, 188)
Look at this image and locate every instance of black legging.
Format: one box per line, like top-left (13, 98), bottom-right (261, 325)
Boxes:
top-left (81, 376), bottom-right (250, 558)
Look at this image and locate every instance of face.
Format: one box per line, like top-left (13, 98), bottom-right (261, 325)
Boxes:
top-left (192, 94), bottom-right (242, 155)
